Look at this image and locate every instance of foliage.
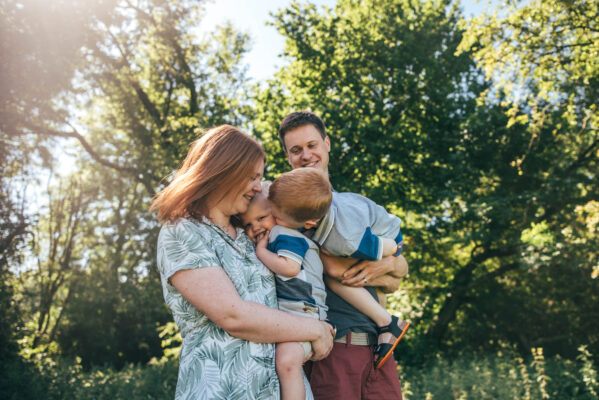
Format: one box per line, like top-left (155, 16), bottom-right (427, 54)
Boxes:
top-left (458, 0), bottom-right (598, 136)
top-left (43, 358), bottom-right (178, 400)
top-left (253, 0), bottom-right (599, 362)
top-left (400, 347), bottom-right (599, 400)
top-left (2, 0), bottom-right (252, 369)
top-left (0, 356), bottom-right (49, 400)
top-left (2, 348), bottom-right (597, 400)
top-left (0, 357), bottom-right (178, 400)
top-left (55, 268), bottom-right (169, 369)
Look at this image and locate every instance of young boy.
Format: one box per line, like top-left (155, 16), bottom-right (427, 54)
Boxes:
top-left (240, 178), bottom-right (330, 400)
top-left (308, 187), bottom-right (410, 370)
top-left (272, 168), bottom-right (409, 370)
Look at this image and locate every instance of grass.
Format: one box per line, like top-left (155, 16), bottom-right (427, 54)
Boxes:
top-left (4, 347), bottom-right (597, 399)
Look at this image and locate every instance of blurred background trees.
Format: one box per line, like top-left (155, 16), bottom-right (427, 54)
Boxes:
top-left (1, 0), bottom-right (251, 370)
top-left (254, 0), bottom-right (598, 361)
top-left (1, 0), bottom-right (597, 398)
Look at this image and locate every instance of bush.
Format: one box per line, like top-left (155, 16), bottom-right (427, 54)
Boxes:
top-left (0, 356), bottom-right (49, 400)
top-left (44, 358), bottom-right (178, 400)
top-left (6, 347), bottom-right (597, 399)
top-left (399, 347), bottom-right (599, 400)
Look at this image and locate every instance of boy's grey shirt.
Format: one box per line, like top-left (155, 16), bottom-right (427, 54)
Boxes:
top-left (267, 225), bottom-right (328, 320)
top-left (312, 192), bottom-right (403, 261)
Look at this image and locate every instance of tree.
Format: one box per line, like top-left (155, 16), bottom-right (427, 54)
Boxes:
top-left (16, 176), bottom-right (97, 354)
top-left (459, 0), bottom-right (598, 137)
top-left (452, 0), bottom-right (599, 356)
top-left (3, 0), bottom-right (253, 368)
top-left (254, 0), bottom-right (599, 359)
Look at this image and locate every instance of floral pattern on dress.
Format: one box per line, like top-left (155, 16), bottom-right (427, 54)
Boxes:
top-left (157, 218), bottom-right (281, 399)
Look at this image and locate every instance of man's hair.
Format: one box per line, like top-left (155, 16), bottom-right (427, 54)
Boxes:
top-left (268, 168), bottom-right (332, 222)
top-left (278, 110), bottom-right (327, 150)
top-left (150, 125), bottom-right (265, 223)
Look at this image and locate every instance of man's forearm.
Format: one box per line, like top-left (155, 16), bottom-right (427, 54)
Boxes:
top-left (370, 254), bottom-right (408, 292)
top-left (367, 272), bottom-right (402, 293)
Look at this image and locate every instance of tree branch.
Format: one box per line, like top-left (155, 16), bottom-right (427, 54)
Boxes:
top-left (124, 0), bottom-right (198, 115)
top-left (24, 122), bottom-right (140, 174)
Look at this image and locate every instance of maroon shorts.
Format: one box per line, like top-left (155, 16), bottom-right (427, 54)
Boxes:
top-left (305, 338), bottom-right (403, 399)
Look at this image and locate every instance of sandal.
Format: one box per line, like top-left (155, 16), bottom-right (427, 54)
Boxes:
top-left (374, 315), bottom-right (410, 369)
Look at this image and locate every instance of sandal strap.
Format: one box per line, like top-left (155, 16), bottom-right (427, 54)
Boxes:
top-left (374, 343), bottom-right (393, 356)
top-left (377, 315), bottom-right (403, 337)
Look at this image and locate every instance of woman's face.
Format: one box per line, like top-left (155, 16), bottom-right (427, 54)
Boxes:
top-left (225, 159), bottom-right (265, 216)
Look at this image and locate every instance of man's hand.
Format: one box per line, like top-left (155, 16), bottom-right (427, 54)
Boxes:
top-left (341, 257), bottom-right (393, 286)
top-left (342, 254), bottom-right (408, 284)
top-left (321, 253), bottom-right (408, 293)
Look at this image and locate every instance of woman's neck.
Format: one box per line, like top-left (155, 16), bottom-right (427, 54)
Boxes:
top-left (207, 208), bottom-right (236, 238)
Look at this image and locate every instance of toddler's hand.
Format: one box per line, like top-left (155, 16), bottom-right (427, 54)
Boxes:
top-left (256, 230), bottom-right (270, 249)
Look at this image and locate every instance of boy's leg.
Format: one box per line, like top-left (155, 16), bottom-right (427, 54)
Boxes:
top-left (324, 277), bottom-right (409, 368)
top-left (276, 341), bottom-right (309, 400)
top-left (376, 288), bottom-right (387, 307)
top-left (325, 277), bottom-right (391, 326)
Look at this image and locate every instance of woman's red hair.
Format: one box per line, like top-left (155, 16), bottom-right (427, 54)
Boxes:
top-left (151, 125), bottom-right (265, 223)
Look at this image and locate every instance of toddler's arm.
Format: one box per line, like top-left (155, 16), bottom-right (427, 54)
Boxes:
top-left (256, 231), bottom-right (301, 278)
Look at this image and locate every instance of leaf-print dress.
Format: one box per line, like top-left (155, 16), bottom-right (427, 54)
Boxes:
top-left (157, 218), bottom-right (282, 399)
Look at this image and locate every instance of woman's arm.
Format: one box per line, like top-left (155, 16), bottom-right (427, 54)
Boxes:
top-left (170, 266), bottom-right (334, 359)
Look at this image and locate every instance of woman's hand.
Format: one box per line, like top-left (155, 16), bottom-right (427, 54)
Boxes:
top-left (310, 320), bottom-right (335, 361)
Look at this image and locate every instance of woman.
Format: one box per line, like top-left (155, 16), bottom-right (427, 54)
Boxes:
top-left (151, 125), bottom-right (333, 399)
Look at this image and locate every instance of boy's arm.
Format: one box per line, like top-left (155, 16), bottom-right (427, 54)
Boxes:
top-left (256, 232), bottom-right (302, 278)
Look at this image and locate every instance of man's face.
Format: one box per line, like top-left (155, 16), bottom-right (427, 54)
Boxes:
top-left (283, 124), bottom-right (331, 176)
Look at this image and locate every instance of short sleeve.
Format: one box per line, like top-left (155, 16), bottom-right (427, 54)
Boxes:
top-left (267, 232), bottom-right (309, 266)
top-left (350, 227), bottom-right (382, 261)
top-left (157, 220), bottom-right (220, 282)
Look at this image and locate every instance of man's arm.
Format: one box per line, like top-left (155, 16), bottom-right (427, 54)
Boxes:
top-left (320, 253), bottom-right (408, 293)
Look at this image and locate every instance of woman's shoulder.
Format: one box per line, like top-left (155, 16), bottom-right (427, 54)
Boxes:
top-left (158, 218), bottom-right (214, 249)
top-left (160, 217), bottom-right (209, 234)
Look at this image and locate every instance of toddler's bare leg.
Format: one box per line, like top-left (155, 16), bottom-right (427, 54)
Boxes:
top-left (325, 276), bottom-right (391, 326)
top-left (376, 289), bottom-right (387, 307)
top-left (325, 277), bottom-right (409, 368)
top-left (276, 341), bottom-right (308, 400)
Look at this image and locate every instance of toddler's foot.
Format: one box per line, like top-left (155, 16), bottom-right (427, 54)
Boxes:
top-left (374, 315), bottom-right (410, 369)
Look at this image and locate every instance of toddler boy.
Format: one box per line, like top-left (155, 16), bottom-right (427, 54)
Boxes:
top-left (240, 177), bottom-right (329, 400)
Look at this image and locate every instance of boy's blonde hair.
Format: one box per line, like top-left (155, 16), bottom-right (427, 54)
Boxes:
top-left (260, 180), bottom-right (272, 196)
top-left (268, 168), bottom-right (332, 222)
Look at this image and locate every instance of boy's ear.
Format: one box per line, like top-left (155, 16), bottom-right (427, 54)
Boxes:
top-left (303, 219), bottom-right (319, 229)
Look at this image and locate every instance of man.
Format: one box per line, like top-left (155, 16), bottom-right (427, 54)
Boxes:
top-left (278, 110), bottom-right (408, 399)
